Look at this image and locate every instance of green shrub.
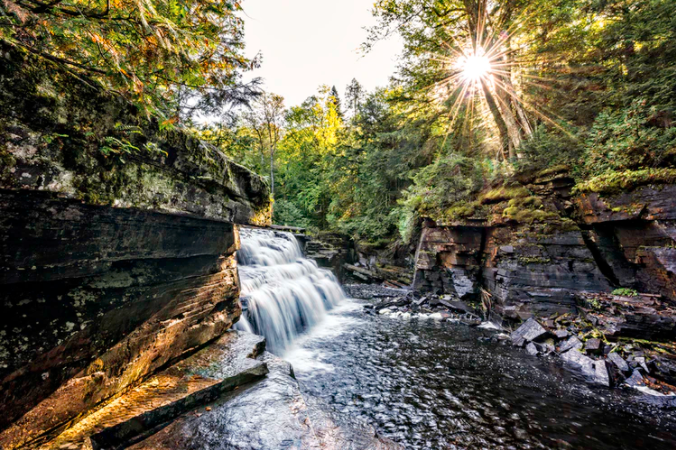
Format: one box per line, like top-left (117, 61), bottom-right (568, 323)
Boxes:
top-left (612, 288), bottom-right (639, 297)
top-left (399, 153), bottom-right (484, 221)
top-left (515, 126), bottom-right (583, 176)
top-left (585, 100), bottom-right (676, 174)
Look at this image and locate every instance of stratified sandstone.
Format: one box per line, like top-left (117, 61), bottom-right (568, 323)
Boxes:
top-left (413, 169), bottom-right (610, 318)
top-left (0, 42), bottom-right (270, 449)
top-left (576, 185), bottom-right (676, 301)
top-left (412, 168), bottom-right (676, 319)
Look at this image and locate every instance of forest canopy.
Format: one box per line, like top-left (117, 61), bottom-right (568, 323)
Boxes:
top-left (196, 0), bottom-right (676, 246)
top-left (3, 0), bottom-right (675, 245)
top-left (0, 0), bottom-right (259, 121)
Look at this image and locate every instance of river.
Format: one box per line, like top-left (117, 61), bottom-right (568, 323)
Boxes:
top-left (237, 227), bottom-right (676, 450)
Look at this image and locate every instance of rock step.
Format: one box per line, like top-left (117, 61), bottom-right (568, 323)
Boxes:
top-left (39, 331), bottom-right (268, 450)
top-left (128, 352), bottom-right (403, 450)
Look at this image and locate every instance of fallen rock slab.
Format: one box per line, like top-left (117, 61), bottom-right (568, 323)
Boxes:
top-left (511, 318), bottom-right (547, 346)
top-left (554, 329), bottom-right (570, 339)
top-left (558, 336), bottom-right (583, 353)
top-left (593, 361), bottom-right (611, 387)
top-left (561, 349), bottom-right (596, 381)
top-left (526, 342), bottom-right (539, 356)
top-left (608, 352), bottom-right (630, 373)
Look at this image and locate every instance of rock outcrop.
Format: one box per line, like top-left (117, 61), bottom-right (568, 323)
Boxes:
top-left (413, 167), bottom-right (676, 320)
top-left (0, 42), bottom-right (270, 449)
top-left (305, 231), bottom-right (356, 280)
top-left (576, 185), bottom-right (676, 301)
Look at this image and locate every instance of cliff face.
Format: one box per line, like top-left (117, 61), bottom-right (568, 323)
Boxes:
top-left (577, 185), bottom-right (676, 301)
top-left (0, 43), bottom-right (270, 448)
top-left (413, 168), bottom-right (676, 320)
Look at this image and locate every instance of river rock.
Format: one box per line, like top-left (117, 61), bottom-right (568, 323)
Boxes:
top-left (624, 369), bottom-right (645, 387)
top-left (554, 329), bottom-right (570, 339)
top-left (634, 356), bottom-right (650, 373)
top-left (440, 299), bottom-right (474, 314)
top-left (585, 338), bottom-right (603, 355)
top-left (535, 341), bottom-right (556, 355)
top-left (608, 352), bottom-right (630, 373)
top-left (558, 336), bottom-right (583, 353)
top-left (561, 349), bottom-right (596, 380)
top-left (593, 361), bottom-right (611, 387)
top-left (526, 342), bottom-right (539, 356)
top-left (511, 318), bottom-right (547, 347)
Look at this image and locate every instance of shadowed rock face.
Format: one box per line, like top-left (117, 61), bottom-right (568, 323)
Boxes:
top-left (414, 222), bottom-right (610, 317)
top-left (412, 175), bottom-right (676, 319)
top-left (577, 186), bottom-right (676, 301)
top-left (0, 43), bottom-right (270, 448)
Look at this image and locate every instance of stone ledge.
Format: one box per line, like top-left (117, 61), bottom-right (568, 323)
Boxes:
top-left (33, 331), bottom-right (268, 450)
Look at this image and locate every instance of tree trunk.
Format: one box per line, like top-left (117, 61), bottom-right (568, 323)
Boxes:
top-left (269, 147), bottom-right (275, 201)
top-left (481, 79), bottom-right (512, 159)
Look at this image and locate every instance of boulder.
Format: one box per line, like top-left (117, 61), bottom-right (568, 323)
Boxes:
top-left (561, 349), bottom-right (609, 385)
top-left (558, 336), bottom-right (583, 353)
top-left (607, 352), bottom-right (630, 373)
top-left (554, 329), bottom-right (570, 339)
top-left (526, 342), bottom-right (539, 356)
top-left (624, 369), bottom-right (645, 387)
top-left (511, 318), bottom-right (548, 346)
top-left (593, 361), bottom-right (611, 387)
top-left (634, 356), bottom-right (650, 373)
top-left (561, 349), bottom-right (596, 380)
top-left (585, 338), bottom-right (603, 355)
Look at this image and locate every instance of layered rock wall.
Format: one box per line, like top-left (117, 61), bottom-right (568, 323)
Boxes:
top-left (577, 186), bottom-right (676, 300)
top-left (0, 43), bottom-right (270, 448)
top-left (413, 170), bottom-right (676, 319)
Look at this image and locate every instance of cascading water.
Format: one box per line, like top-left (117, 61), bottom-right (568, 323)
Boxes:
top-left (235, 227), bottom-right (347, 354)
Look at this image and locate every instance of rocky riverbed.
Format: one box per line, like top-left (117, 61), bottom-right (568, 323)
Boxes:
top-left (283, 284), bottom-right (676, 450)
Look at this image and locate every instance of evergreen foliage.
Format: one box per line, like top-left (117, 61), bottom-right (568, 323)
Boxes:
top-left (7, 0), bottom-right (676, 244)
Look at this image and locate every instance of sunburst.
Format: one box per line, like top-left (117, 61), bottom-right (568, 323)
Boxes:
top-left (421, 5), bottom-right (574, 160)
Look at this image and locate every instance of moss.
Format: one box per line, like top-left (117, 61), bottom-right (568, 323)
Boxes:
top-left (501, 194), bottom-right (559, 224)
top-left (535, 164), bottom-right (570, 178)
top-left (479, 186), bottom-right (530, 205)
top-left (518, 256), bottom-right (552, 265)
top-left (574, 168), bottom-right (676, 195)
top-left (442, 200), bottom-right (485, 221)
top-left (541, 218), bottom-right (580, 234)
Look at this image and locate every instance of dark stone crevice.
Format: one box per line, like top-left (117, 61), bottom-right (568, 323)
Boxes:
top-left (579, 228), bottom-right (621, 287)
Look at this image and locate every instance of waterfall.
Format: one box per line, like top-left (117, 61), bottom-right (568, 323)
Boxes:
top-left (235, 227), bottom-right (347, 354)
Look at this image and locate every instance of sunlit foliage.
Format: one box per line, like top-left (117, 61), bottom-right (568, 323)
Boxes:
top-left (0, 0), bottom-right (256, 120)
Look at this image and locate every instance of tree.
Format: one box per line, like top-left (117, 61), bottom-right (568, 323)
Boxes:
top-left (329, 85), bottom-right (343, 118)
top-left (242, 92), bottom-right (285, 203)
top-left (0, 0), bottom-right (258, 121)
top-left (345, 78), bottom-right (365, 120)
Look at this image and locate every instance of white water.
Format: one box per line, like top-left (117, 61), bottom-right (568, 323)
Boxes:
top-left (235, 227), bottom-right (347, 354)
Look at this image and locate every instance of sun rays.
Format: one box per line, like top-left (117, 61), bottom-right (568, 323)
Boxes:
top-left (419, 2), bottom-right (576, 160)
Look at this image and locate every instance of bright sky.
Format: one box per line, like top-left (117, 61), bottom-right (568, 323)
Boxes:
top-left (242, 0), bottom-right (402, 107)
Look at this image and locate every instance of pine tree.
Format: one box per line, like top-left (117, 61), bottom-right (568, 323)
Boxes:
top-left (345, 79), bottom-right (365, 119)
top-left (329, 86), bottom-right (343, 118)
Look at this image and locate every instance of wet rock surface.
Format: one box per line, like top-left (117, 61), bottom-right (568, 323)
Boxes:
top-left (40, 331), bottom-right (268, 450)
top-left (288, 288), bottom-right (676, 450)
top-left (129, 349), bottom-right (401, 450)
top-left (348, 285), bottom-right (483, 325)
